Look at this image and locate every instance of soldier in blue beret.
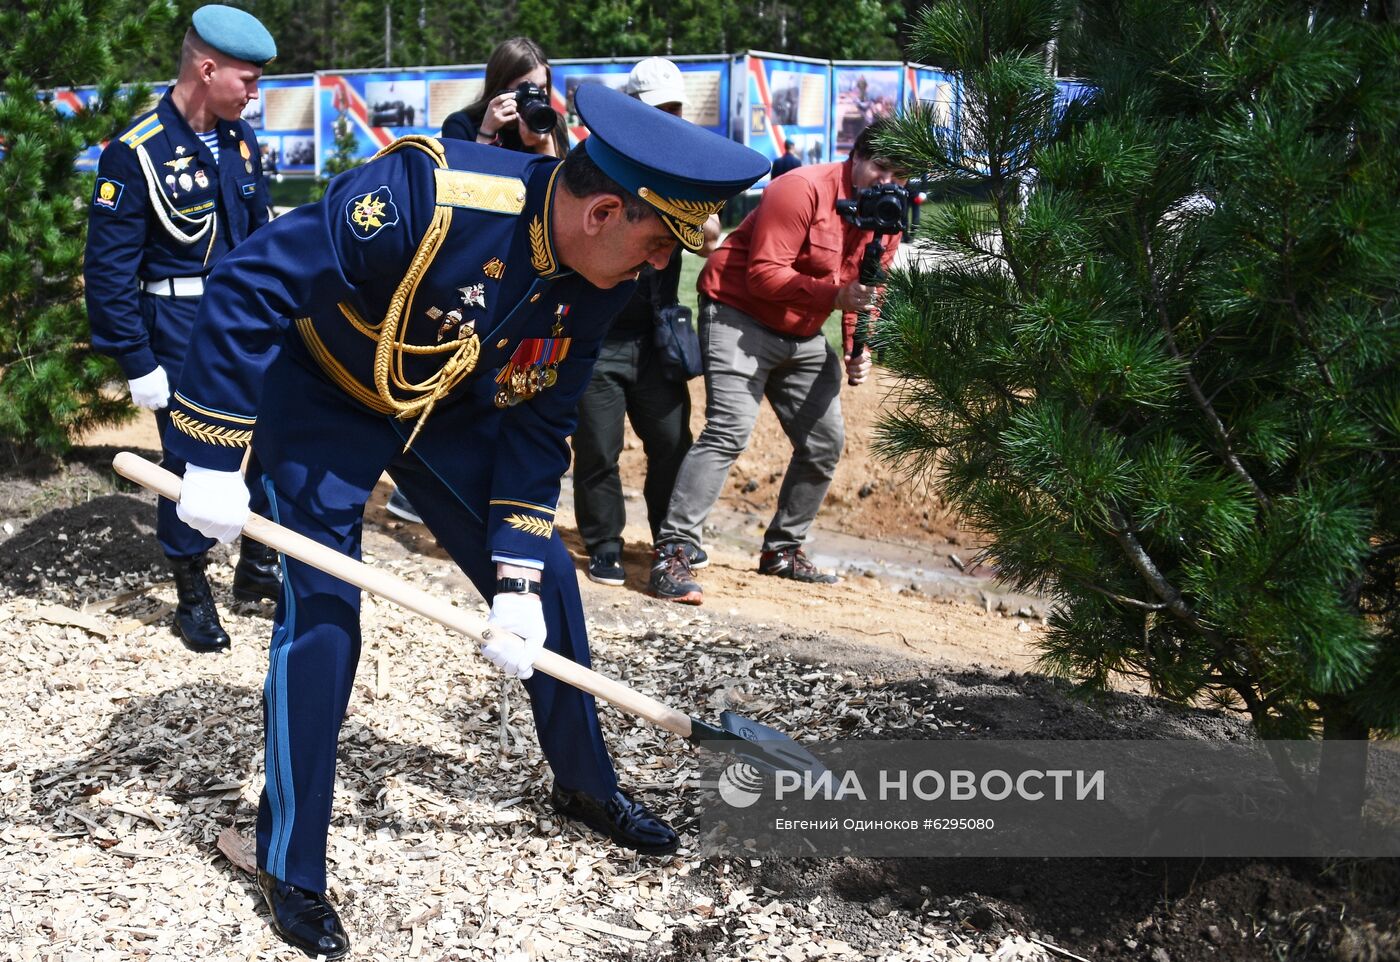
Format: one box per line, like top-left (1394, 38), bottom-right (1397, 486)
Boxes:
top-left (84, 4), bottom-right (279, 653)
top-left (168, 83), bottom-right (767, 959)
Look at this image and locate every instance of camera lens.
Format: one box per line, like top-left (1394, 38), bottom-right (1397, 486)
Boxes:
top-left (874, 195), bottom-right (904, 223)
top-left (515, 83), bottom-right (558, 134)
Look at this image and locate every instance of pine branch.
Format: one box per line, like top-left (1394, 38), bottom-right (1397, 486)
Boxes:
top-left (1140, 223), bottom-right (1272, 509)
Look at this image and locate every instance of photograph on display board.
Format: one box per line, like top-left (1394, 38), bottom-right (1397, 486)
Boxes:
top-left (365, 79), bottom-right (426, 129)
top-left (258, 136), bottom-right (280, 174)
top-left (770, 70), bottom-right (803, 126)
top-left (282, 135), bottom-right (314, 168)
top-left (834, 68), bottom-right (899, 154)
top-left (729, 62), bottom-right (746, 144)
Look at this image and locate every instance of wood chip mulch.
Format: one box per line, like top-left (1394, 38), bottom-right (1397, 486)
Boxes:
top-left (1, 546), bottom-right (1051, 962)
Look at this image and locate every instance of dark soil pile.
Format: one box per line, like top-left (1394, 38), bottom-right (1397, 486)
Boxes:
top-left (0, 492), bottom-right (165, 604)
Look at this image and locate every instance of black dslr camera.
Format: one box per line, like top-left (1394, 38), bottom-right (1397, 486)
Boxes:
top-left (835, 184), bottom-right (909, 383)
top-left (835, 183), bottom-right (910, 235)
top-left (514, 83), bottom-right (557, 134)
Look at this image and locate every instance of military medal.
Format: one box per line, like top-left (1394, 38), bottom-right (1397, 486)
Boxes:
top-left (179, 173), bottom-right (193, 191)
top-left (176, 144), bottom-right (186, 155)
top-left (246, 160), bottom-right (254, 174)
top-left (165, 174), bottom-right (178, 197)
top-left (482, 257), bottom-right (505, 280)
top-left (493, 338), bottom-right (571, 408)
top-left (194, 169), bottom-right (209, 188)
top-left (551, 303), bottom-right (570, 337)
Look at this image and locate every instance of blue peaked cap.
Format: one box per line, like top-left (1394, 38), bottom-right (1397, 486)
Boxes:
top-left (191, 4), bottom-right (277, 66)
top-left (574, 83), bottom-right (768, 252)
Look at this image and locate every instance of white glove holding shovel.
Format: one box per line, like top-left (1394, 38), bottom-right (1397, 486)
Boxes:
top-left (176, 464), bottom-right (250, 544)
top-left (484, 591), bottom-right (545, 680)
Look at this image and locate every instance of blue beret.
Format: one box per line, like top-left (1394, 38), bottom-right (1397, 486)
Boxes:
top-left (191, 4), bottom-right (277, 66)
top-left (574, 84), bottom-right (768, 252)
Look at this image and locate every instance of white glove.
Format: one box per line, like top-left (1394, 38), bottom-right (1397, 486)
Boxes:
top-left (128, 366), bottom-right (170, 410)
top-left (484, 591), bottom-right (546, 680)
top-left (176, 464), bottom-right (250, 544)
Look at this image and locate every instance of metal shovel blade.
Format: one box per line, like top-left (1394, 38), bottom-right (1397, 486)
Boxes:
top-left (688, 710), bottom-right (828, 777)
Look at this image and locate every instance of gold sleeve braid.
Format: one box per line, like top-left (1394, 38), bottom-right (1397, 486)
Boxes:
top-left (169, 410), bottom-right (254, 447)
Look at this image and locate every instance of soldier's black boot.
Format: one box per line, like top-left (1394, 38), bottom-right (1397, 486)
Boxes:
top-left (232, 536), bottom-right (282, 602)
top-left (170, 554), bottom-right (230, 653)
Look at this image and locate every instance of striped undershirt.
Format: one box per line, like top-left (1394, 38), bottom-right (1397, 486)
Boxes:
top-left (197, 129), bottom-right (219, 165)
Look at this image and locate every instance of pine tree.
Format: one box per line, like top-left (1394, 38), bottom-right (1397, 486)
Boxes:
top-left (0, 0), bottom-right (175, 459)
top-left (876, 0), bottom-right (1400, 822)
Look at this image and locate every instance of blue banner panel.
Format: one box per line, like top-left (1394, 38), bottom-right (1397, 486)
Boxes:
top-left (746, 53), bottom-right (831, 178)
top-left (906, 63), bottom-right (959, 134)
top-left (554, 58), bottom-right (730, 147)
top-left (315, 67), bottom-right (486, 175)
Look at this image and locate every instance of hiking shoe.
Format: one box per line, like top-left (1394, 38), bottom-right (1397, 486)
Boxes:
top-left (648, 543), bottom-right (703, 604)
top-left (587, 550), bottom-right (626, 586)
top-left (684, 543), bottom-right (710, 570)
top-left (385, 488), bottom-right (423, 524)
top-left (758, 547), bottom-right (837, 584)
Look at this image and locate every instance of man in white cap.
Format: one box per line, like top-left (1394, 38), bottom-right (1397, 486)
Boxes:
top-left (570, 58), bottom-right (722, 587)
top-left (84, 4), bottom-right (281, 654)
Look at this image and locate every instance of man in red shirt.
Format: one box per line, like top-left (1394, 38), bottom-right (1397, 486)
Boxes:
top-left (648, 122), bottom-right (906, 603)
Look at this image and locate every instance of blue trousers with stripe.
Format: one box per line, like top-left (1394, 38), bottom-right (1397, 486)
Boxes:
top-left (252, 354), bottom-right (619, 892)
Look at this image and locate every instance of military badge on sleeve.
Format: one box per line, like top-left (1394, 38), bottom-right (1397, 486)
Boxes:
top-left (93, 177), bottom-right (124, 212)
top-left (345, 186), bottom-right (400, 241)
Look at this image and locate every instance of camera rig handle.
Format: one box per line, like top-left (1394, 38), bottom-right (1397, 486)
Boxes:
top-left (848, 237), bottom-right (885, 386)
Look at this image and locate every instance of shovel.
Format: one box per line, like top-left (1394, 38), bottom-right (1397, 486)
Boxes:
top-left (113, 452), bottom-right (825, 777)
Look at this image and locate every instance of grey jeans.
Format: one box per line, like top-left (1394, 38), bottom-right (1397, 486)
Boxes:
top-left (657, 298), bottom-right (845, 554)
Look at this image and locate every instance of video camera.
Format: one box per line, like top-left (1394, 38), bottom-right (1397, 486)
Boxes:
top-left (835, 183), bottom-right (910, 235)
top-left (514, 83), bottom-right (558, 134)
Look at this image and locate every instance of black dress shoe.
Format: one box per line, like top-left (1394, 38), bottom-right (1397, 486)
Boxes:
top-left (232, 536), bottom-right (282, 602)
top-left (550, 784), bottom-right (680, 855)
top-left (258, 869), bottom-right (350, 960)
top-left (169, 554), bottom-right (230, 653)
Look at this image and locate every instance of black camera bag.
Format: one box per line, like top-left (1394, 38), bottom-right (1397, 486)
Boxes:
top-left (653, 303), bottom-right (703, 382)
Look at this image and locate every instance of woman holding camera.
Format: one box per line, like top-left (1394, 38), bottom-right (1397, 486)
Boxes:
top-left (441, 37), bottom-right (567, 157)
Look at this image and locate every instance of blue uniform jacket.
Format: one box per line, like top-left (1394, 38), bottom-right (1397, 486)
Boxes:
top-left (165, 137), bottom-right (635, 568)
top-left (85, 89), bottom-right (270, 379)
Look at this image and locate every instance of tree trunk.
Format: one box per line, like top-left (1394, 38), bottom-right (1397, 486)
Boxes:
top-left (1316, 705), bottom-right (1370, 843)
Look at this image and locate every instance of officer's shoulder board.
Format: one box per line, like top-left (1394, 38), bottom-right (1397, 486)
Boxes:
top-left (372, 136), bottom-right (526, 216)
top-left (117, 111), bottom-right (163, 150)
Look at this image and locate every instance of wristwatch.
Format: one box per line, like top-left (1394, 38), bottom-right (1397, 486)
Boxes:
top-left (496, 577), bottom-right (542, 596)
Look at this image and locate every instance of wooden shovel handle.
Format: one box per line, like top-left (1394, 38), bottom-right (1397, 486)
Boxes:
top-left (113, 452), bottom-right (694, 738)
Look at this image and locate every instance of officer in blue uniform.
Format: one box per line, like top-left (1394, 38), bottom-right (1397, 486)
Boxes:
top-left (85, 5), bottom-right (281, 653)
top-left (167, 84), bottom-right (768, 959)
